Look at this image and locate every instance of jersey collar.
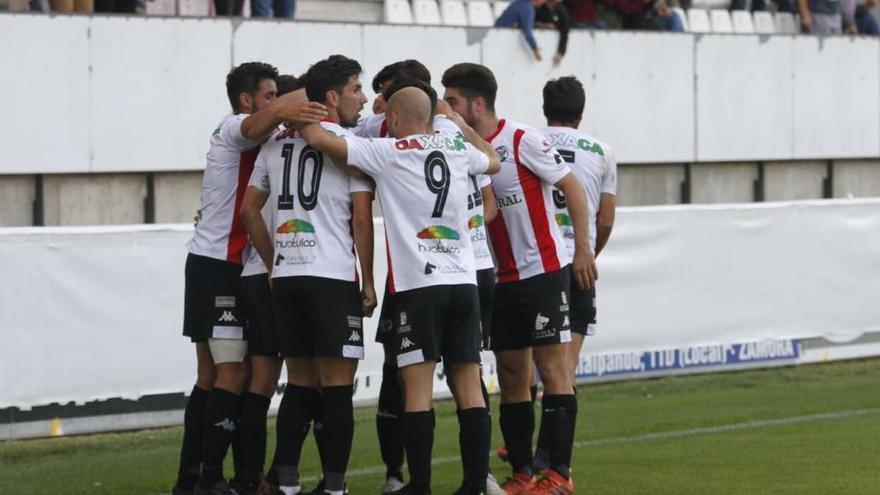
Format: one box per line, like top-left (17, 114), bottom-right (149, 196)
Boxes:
top-left (484, 119), bottom-right (506, 142)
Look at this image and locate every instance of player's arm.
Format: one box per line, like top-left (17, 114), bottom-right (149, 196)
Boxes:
top-left (448, 113), bottom-right (501, 174)
top-left (352, 190), bottom-right (377, 317)
top-left (241, 89), bottom-right (322, 142)
top-left (595, 193), bottom-right (616, 256)
top-left (555, 172), bottom-right (597, 289)
top-left (481, 185), bottom-right (498, 224)
top-left (239, 187), bottom-right (273, 271)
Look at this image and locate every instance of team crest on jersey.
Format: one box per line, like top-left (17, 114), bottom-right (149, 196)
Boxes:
top-left (495, 145), bottom-right (510, 162)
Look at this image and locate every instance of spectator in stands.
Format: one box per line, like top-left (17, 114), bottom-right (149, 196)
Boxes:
top-left (535, 0), bottom-right (571, 66)
top-left (613, 0), bottom-right (649, 29)
top-left (251, 0), bottom-right (295, 18)
top-left (93, 0), bottom-right (135, 12)
top-left (798, 0), bottom-right (854, 34)
top-left (48, 0), bottom-right (92, 12)
top-left (856, 0), bottom-right (880, 33)
top-left (730, 0), bottom-right (794, 12)
top-left (565, 0), bottom-right (606, 28)
top-left (495, 0), bottom-right (547, 61)
top-left (644, 0), bottom-right (683, 31)
top-left (214, 0), bottom-right (243, 16)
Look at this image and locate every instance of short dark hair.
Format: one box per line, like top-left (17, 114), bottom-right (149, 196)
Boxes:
top-left (372, 60), bottom-right (432, 93)
top-left (441, 63), bottom-right (497, 111)
top-left (383, 78), bottom-right (438, 114)
top-left (226, 62), bottom-right (279, 112)
top-left (276, 75), bottom-right (300, 96)
top-left (543, 77), bottom-right (585, 123)
top-left (305, 55), bottom-right (363, 103)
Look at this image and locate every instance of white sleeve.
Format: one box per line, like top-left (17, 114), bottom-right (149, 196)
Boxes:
top-left (432, 115), bottom-right (462, 136)
top-left (220, 114), bottom-right (258, 150)
top-left (601, 145), bottom-right (618, 195)
top-left (354, 114), bottom-right (386, 138)
top-left (466, 145), bottom-right (490, 176)
top-left (518, 131), bottom-right (571, 185)
top-left (344, 136), bottom-right (390, 177)
top-left (248, 152), bottom-right (270, 192)
top-left (349, 175), bottom-right (375, 195)
top-left (477, 174), bottom-right (492, 189)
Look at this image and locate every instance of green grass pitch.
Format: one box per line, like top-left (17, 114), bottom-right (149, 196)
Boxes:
top-left (2, 359), bottom-right (879, 494)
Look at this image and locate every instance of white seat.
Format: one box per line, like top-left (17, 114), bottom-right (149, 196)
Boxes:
top-left (413, 0), bottom-right (442, 25)
top-left (440, 0), bottom-right (468, 26)
top-left (385, 0), bottom-right (414, 24)
top-left (710, 9), bottom-right (733, 33)
top-left (692, 0), bottom-right (728, 8)
top-left (467, 0), bottom-right (495, 27)
top-left (753, 11), bottom-right (775, 34)
top-left (687, 9), bottom-right (711, 33)
top-left (731, 10), bottom-right (755, 33)
top-left (774, 12), bottom-right (797, 34)
top-left (493, 1), bottom-right (510, 20)
top-left (672, 7), bottom-right (689, 32)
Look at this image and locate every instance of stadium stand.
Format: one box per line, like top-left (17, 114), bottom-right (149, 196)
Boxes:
top-left (732, 9), bottom-right (756, 33)
top-left (710, 9), bottom-right (734, 32)
top-left (384, 0), bottom-right (413, 23)
top-left (672, 6), bottom-right (689, 31)
top-left (467, 0), bottom-right (495, 26)
top-left (754, 10), bottom-right (776, 33)
top-left (775, 11), bottom-right (799, 34)
top-left (493, 0), bottom-right (510, 19)
top-left (688, 8), bottom-right (712, 32)
top-left (440, 0), bottom-right (468, 26)
top-left (413, 0), bottom-right (442, 24)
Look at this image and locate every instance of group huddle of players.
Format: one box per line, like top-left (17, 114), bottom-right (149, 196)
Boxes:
top-left (174, 55), bottom-right (617, 495)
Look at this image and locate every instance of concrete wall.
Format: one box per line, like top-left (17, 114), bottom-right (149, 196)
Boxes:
top-left (153, 172), bottom-right (204, 224)
top-left (42, 174), bottom-right (147, 226)
top-left (833, 159), bottom-right (880, 199)
top-left (0, 175), bottom-right (34, 227)
top-left (691, 163), bottom-right (758, 204)
top-left (617, 164), bottom-right (685, 207)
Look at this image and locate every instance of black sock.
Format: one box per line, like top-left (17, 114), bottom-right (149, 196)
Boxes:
top-left (534, 392), bottom-right (550, 471)
top-left (267, 385), bottom-right (316, 487)
top-left (499, 402), bottom-right (534, 476)
top-left (542, 394), bottom-right (578, 479)
top-left (479, 376), bottom-right (492, 453)
top-left (176, 386), bottom-right (209, 490)
top-left (320, 385), bottom-right (355, 491)
top-left (458, 407), bottom-right (490, 491)
top-left (530, 384), bottom-right (539, 404)
top-left (403, 410), bottom-right (435, 492)
top-left (313, 391), bottom-right (328, 474)
top-left (377, 363), bottom-right (405, 481)
top-left (200, 388), bottom-right (242, 485)
top-left (237, 392), bottom-right (272, 485)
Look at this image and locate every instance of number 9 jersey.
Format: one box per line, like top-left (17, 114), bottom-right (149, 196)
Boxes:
top-left (344, 133), bottom-right (491, 294)
top-left (248, 121), bottom-right (374, 281)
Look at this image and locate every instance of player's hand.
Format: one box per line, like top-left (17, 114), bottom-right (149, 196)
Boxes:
top-left (361, 283), bottom-right (377, 318)
top-left (532, 47), bottom-right (543, 61)
top-left (447, 111), bottom-right (467, 130)
top-left (193, 209), bottom-right (201, 227)
top-left (801, 12), bottom-right (813, 31)
top-left (553, 52), bottom-right (563, 67)
top-left (284, 102), bottom-right (328, 127)
top-left (572, 246), bottom-right (598, 290)
top-left (845, 25), bottom-right (858, 35)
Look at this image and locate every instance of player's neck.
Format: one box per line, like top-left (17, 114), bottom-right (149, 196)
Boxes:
top-left (548, 120), bottom-right (580, 129)
top-left (475, 114), bottom-right (500, 141)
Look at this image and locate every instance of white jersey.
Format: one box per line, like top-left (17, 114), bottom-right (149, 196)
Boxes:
top-left (542, 126), bottom-right (617, 254)
top-left (485, 119), bottom-right (571, 284)
top-left (248, 122), bottom-right (374, 281)
top-left (187, 113), bottom-right (260, 264)
top-left (356, 113), bottom-right (495, 271)
top-left (344, 133), bottom-right (491, 293)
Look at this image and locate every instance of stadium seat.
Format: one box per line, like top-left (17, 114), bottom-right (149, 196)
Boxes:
top-left (687, 9), bottom-right (711, 33)
top-left (145, 0), bottom-right (176, 15)
top-left (774, 12), bottom-right (798, 34)
top-left (385, 0), bottom-right (414, 24)
top-left (753, 11), bottom-right (775, 34)
top-left (731, 10), bottom-right (755, 33)
top-left (672, 7), bottom-right (690, 32)
top-left (710, 9), bottom-right (733, 33)
top-left (413, 0), bottom-right (442, 25)
top-left (467, 0), bottom-right (495, 27)
top-left (440, 0), bottom-right (469, 26)
top-left (493, 1), bottom-right (510, 20)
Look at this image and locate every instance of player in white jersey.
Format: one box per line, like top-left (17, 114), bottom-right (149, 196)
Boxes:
top-left (442, 63), bottom-right (596, 495)
top-left (177, 62), bottom-right (315, 495)
top-left (240, 55), bottom-right (375, 495)
top-left (295, 87), bottom-right (501, 495)
top-left (231, 74), bottom-right (307, 495)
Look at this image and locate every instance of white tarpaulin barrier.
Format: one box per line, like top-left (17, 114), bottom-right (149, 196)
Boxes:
top-left (2, 199), bottom-right (880, 412)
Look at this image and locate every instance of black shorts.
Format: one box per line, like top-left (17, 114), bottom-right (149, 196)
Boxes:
top-left (376, 279), bottom-right (395, 345)
top-left (273, 276), bottom-right (364, 359)
top-left (241, 273), bottom-right (279, 356)
top-left (569, 270), bottom-right (597, 336)
top-left (490, 265), bottom-right (572, 351)
top-left (183, 253), bottom-right (245, 343)
top-left (476, 268), bottom-right (496, 350)
top-left (391, 284), bottom-right (482, 368)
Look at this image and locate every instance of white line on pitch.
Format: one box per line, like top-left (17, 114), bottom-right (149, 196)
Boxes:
top-left (303, 407), bottom-right (880, 482)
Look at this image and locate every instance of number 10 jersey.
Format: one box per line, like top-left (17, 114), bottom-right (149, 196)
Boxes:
top-left (248, 121), bottom-right (374, 281)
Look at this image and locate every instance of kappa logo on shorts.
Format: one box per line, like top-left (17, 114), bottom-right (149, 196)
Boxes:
top-left (400, 337), bottom-right (415, 350)
top-left (563, 315), bottom-right (570, 329)
top-left (348, 331), bottom-right (361, 342)
top-left (215, 296), bottom-right (236, 308)
top-left (218, 311), bottom-right (238, 323)
top-left (347, 316), bottom-right (362, 329)
top-left (213, 418), bottom-right (237, 432)
top-left (535, 313), bottom-right (550, 331)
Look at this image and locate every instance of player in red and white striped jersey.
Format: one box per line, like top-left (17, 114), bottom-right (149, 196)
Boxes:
top-left (442, 63), bottom-right (596, 495)
top-left (176, 62), bottom-right (315, 495)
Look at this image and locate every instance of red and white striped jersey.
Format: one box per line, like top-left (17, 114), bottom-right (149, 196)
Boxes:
top-left (187, 113), bottom-right (260, 265)
top-left (485, 119), bottom-right (572, 283)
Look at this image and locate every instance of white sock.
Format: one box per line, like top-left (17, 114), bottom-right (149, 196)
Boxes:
top-left (280, 486), bottom-right (301, 495)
